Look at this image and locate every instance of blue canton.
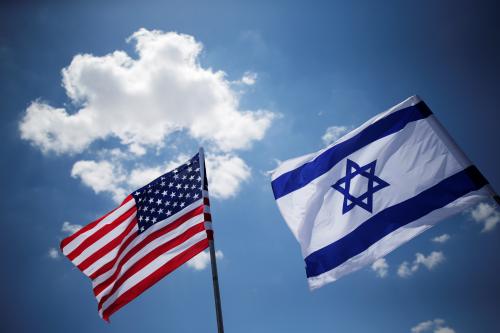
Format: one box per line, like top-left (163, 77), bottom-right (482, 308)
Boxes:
top-left (132, 154), bottom-right (203, 234)
top-left (332, 159), bottom-right (390, 215)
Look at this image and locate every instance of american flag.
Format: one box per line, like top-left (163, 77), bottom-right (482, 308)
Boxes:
top-left (60, 152), bottom-right (213, 321)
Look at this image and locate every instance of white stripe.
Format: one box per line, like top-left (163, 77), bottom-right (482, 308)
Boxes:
top-left (204, 221), bottom-right (212, 230)
top-left (271, 95), bottom-right (422, 180)
top-left (94, 213), bottom-right (204, 301)
top-left (62, 198), bottom-right (136, 255)
top-left (83, 227), bottom-right (137, 277)
top-left (71, 212), bottom-right (137, 266)
top-left (92, 203), bottom-right (204, 290)
top-left (99, 230), bottom-right (207, 317)
top-left (307, 187), bottom-right (488, 290)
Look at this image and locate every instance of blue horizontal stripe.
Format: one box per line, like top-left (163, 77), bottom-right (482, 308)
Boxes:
top-left (271, 101), bottom-right (432, 200)
top-left (305, 166), bottom-right (488, 278)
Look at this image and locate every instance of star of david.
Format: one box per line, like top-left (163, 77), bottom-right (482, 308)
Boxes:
top-left (332, 159), bottom-right (389, 214)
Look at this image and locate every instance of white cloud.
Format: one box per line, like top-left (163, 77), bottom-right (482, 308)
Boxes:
top-left (48, 247), bottom-right (60, 259)
top-left (470, 202), bottom-right (500, 232)
top-left (71, 160), bottom-right (127, 203)
top-left (186, 250), bottom-right (223, 271)
top-left (322, 125), bottom-right (349, 146)
top-left (371, 258), bottom-right (389, 278)
top-left (411, 318), bottom-right (455, 333)
top-left (432, 234), bottom-right (450, 244)
top-left (19, 28), bottom-right (275, 155)
top-left (71, 152), bottom-right (250, 203)
top-left (61, 221), bottom-right (83, 235)
top-left (20, 29), bottom-right (270, 203)
top-left (240, 71), bottom-right (257, 85)
top-left (398, 251), bottom-right (445, 278)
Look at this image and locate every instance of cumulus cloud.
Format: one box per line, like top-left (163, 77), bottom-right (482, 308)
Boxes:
top-left (19, 28), bottom-right (271, 202)
top-left (61, 221), bottom-right (83, 235)
top-left (398, 251), bottom-right (445, 278)
top-left (470, 202), bottom-right (500, 232)
top-left (186, 250), bottom-right (223, 271)
top-left (411, 318), bottom-right (455, 333)
top-left (71, 153), bottom-right (250, 203)
top-left (322, 125), bottom-right (349, 146)
top-left (432, 234), bottom-right (450, 244)
top-left (48, 247), bottom-right (60, 259)
top-left (19, 28), bottom-right (274, 155)
top-left (371, 258), bottom-right (389, 278)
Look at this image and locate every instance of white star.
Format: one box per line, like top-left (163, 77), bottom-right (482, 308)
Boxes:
top-left (135, 191), bottom-right (140, 196)
top-left (170, 192), bottom-right (176, 198)
top-left (144, 206), bottom-right (149, 212)
top-left (185, 193), bottom-right (191, 198)
top-left (189, 175), bottom-right (194, 180)
top-left (168, 182), bottom-right (174, 187)
top-left (193, 193), bottom-right (199, 199)
top-left (182, 175), bottom-right (187, 180)
top-left (139, 216), bottom-right (143, 221)
top-left (156, 199), bottom-right (162, 205)
top-left (180, 202), bottom-right (185, 208)
top-left (151, 207), bottom-right (156, 213)
top-left (195, 167), bottom-right (200, 172)
top-left (165, 201), bottom-right (171, 206)
top-left (178, 193), bottom-right (184, 198)
top-left (176, 184), bottom-right (181, 189)
top-left (152, 217), bottom-right (157, 223)
top-left (187, 161), bottom-right (191, 165)
top-left (140, 226), bottom-right (145, 232)
top-left (162, 190), bottom-right (168, 196)
top-left (173, 169), bottom-right (178, 173)
top-left (167, 210), bottom-right (172, 216)
top-left (158, 208), bottom-right (164, 214)
top-left (174, 174), bottom-right (179, 179)
top-left (184, 184), bottom-right (189, 189)
top-left (191, 184), bottom-right (196, 189)
top-left (160, 181), bottom-right (165, 186)
top-left (149, 198), bottom-right (154, 203)
top-left (145, 216), bottom-right (150, 222)
top-left (148, 189), bottom-right (152, 193)
top-left (155, 190), bottom-right (160, 194)
top-left (188, 167), bottom-right (192, 172)
top-left (173, 202), bottom-right (178, 207)
top-left (197, 176), bottom-right (201, 182)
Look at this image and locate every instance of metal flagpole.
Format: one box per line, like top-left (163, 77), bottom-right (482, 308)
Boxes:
top-left (423, 99), bottom-right (500, 207)
top-left (198, 147), bottom-right (225, 333)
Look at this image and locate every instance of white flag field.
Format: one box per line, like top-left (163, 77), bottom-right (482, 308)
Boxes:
top-left (271, 95), bottom-right (496, 290)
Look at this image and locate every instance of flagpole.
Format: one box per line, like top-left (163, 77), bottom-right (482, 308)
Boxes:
top-left (423, 101), bottom-right (499, 207)
top-left (198, 147), bottom-right (225, 333)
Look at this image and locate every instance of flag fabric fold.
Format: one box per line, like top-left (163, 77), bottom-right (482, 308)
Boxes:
top-left (61, 152), bottom-right (212, 321)
top-left (271, 96), bottom-right (492, 289)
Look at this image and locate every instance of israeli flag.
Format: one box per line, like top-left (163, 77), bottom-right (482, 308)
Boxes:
top-left (271, 96), bottom-right (495, 290)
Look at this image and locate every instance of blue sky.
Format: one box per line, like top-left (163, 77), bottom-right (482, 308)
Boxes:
top-left (1, 1), bottom-right (499, 332)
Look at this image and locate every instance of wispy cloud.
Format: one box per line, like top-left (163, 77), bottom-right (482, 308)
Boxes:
top-left (186, 250), bottom-right (223, 271)
top-left (322, 125), bottom-right (349, 146)
top-left (411, 318), bottom-right (456, 333)
top-left (61, 221), bottom-right (83, 235)
top-left (431, 234), bottom-right (450, 244)
top-left (398, 251), bottom-right (445, 278)
top-left (48, 247), bottom-right (60, 260)
top-left (470, 202), bottom-right (500, 232)
top-left (371, 258), bottom-right (389, 278)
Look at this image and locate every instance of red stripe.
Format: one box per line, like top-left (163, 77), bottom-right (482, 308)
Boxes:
top-left (60, 195), bottom-right (133, 249)
top-left (204, 213), bottom-right (212, 221)
top-left (89, 229), bottom-right (139, 280)
top-left (66, 206), bottom-right (136, 261)
top-left (203, 197), bottom-right (210, 206)
top-left (206, 230), bottom-right (214, 240)
top-left (92, 205), bottom-right (204, 296)
top-left (98, 222), bottom-right (207, 311)
top-left (77, 217), bottom-right (138, 272)
top-left (101, 238), bottom-right (209, 322)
